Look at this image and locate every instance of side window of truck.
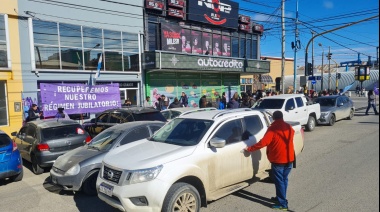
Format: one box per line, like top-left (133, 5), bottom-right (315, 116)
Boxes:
top-left (285, 99), bottom-right (296, 110)
top-left (295, 97), bottom-right (304, 107)
top-left (243, 115), bottom-right (263, 136)
top-left (212, 119), bottom-right (243, 145)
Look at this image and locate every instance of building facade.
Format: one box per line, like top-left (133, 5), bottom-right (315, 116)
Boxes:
top-left (142, 0), bottom-right (270, 107)
top-left (0, 0), bottom-right (144, 134)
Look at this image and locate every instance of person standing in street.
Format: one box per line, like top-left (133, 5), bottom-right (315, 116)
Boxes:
top-left (169, 97), bottom-right (183, 108)
top-left (365, 90), bottom-right (379, 115)
top-left (243, 111), bottom-right (295, 211)
top-left (143, 96), bottom-right (151, 107)
top-left (26, 104), bottom-right (41, 122)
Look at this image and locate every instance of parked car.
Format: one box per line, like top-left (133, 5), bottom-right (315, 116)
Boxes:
top-left (50, 121), bottom-right (165, 195)
top-left (252, 94), bottom-right (321, 131)
top-left (83, 107), bottom-right (167, 138)
top-left (314, 95), bottom-right (355, 126)
top-left (96, 109), bottom-right (304, 211)
top-left (12, 119), bottom-right (91, 175)
top-left (161, 107), bottom-right (217, 121)
top-left (0, 130), bottom-right (23, 182)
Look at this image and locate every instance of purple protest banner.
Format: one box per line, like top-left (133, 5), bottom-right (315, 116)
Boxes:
top-left (40, 83), bottom-right (121, 117)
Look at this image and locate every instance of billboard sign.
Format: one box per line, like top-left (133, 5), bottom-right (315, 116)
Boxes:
top-left (168, 0), bottom-right (185, 8)
top-left (40, 83), bottom-right (121, 116)
top-left (146, 0), bottom-right (165, 11)
top-left (187, 0), bottom-right (239, 28)
top-left (168, 7), bottom-right (185, 19)
top-left (161, 22), bottom-right (182, 52)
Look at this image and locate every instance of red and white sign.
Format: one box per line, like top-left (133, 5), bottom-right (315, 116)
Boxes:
top-left (252, 24), bottom-right (264, 33)
top-left (168, 0), bottom-right (185, 8)
top-left (239, 15), bottom-right (250, 24)
top-left (168, 7), bottom-right (185, 19)
top-left (146, 0), bottom-right (165, 11)
top-left (239, 23), bottom-right (251, 32)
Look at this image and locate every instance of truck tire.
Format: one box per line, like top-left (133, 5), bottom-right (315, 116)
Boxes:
top-left (328, 114), bottom-right (335, 126)
top-left (305, 116), bottom-right (316, 131)
top-left (162, 182), bottom-right (200, 212)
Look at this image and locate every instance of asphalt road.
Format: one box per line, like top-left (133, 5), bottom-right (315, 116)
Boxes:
top-left (0, 106), bottom-right (378, 212)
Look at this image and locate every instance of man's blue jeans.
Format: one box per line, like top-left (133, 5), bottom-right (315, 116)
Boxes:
top-left (272, 163), bottom-right (293, 208)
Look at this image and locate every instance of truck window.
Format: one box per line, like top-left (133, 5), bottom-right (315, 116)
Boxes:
top-left (295, 97), bottom-right (304, 107)
top-left (244, 115), bottom-right (263, 136)
top-left (254, 99), bottom-right (285, 109)
top-left (212, 119), bottom-right (243, 145)
top-left (285, 99), bottom-right (296, 110)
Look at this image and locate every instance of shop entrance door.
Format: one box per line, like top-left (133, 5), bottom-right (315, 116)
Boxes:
top-left (120, 89), bottom-right (139, 106)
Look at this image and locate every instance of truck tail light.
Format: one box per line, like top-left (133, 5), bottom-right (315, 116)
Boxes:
top-left (77, 128), bottom-right (85, 134)
top-left (12, 141), bottom-right (18, 152)
top-left (85, 136), bottom-right (92, 143)
top-left (300, 128), bottom-right (305, 141)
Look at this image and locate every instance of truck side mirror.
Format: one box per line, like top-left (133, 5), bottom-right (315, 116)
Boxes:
top-left (210, 137), bottom-right (226, 148)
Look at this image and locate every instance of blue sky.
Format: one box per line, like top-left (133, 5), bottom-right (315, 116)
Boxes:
top-left (238, 0), bottom-right (379, 67)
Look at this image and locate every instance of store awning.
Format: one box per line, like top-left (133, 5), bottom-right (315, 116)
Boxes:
top-left (261, 75), bottom-right (273, 83)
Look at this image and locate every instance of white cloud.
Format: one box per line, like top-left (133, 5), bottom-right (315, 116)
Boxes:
top-left (252, 14), bottom-right (272, 22)
top-left (323, 1), bottom-right (334, 9)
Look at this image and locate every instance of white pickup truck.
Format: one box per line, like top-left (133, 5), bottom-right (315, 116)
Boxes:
top-left (96, 109), bottom-right (304, 212)
top-left (252, 94), bottom-right (321, 131)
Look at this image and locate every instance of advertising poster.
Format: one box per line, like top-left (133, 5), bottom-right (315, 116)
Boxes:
top-left (191, 31), bottom-right (202, 54)
top-left (213, 34), bottom-right (222, 56)
top-left (222, 35), bottom-right (231, 57)
top-left (150, 79), bottom-right (177, 108)
top-left (181, 29), bottom-right (192, 53)
top-left (179, 79), bottom-right (201, 108)
top-left (202, 32), bottom-right (212, 55)
top-left (40, 83), bottom-right (121, 116)
top-left (161, 22), bottom-right (181, 52)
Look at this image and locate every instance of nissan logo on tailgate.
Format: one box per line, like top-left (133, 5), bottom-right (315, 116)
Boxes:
top-left (107, 170), bottom-right (114, 179)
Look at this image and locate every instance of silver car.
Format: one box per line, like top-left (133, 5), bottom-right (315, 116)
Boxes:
top-left (50, 121), bottom-right (165, 195)
top-left (315, 95), bottom-right (355, 126)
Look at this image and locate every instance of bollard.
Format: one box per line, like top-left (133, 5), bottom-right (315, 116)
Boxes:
top-left (348, 91), bottom-right (351, 97)
top-left (364, 91), bottom-right (368, 97)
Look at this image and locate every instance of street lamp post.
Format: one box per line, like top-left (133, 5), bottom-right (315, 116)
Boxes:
top-left (318, 43), bottom-right (324, 91)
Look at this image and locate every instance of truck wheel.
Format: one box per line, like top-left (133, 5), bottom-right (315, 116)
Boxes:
top-left (347, 109), bottom-right (354, 120)
top-left (162, 182), bottom-right (200, 212)
top-left (32, 156), bottom-right (44, 175)
top-left (328, 115), bottom-right (335, 126)
top-left (305, 116), bottom-right (316, 131)
top-left (82, 170), bottom-right (99, 196)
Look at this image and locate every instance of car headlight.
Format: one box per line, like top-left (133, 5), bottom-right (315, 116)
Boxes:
top-left (321, 112), bottom-right (330, 118)
top-left (65, 164), bottom-right (80, 176)
top-left (128, 165), bottom-right (163, 184)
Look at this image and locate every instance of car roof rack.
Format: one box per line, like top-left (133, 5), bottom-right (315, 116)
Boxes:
top-left (180, 108), bottom-right (217, 117)
top-left (212, 108), bottom-right (253, 119)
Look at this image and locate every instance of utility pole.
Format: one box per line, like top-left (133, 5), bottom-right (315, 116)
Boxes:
top-left (304, 15), bottom-right (379, 83)
top-left (292, 0), bottom-right (300, 93)
top-left (281, 0), bottom-right (285, 94)
top-left (318, 43), bottom-right (324, 91)
top-left (328, 46), bottom-right (331, 91)
top-left (311, 31), bottom-right (315, 90)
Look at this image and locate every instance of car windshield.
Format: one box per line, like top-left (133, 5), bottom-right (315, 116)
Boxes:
top-left (41, 125), bottom-right (82, 141)
top-left (150, 118), bottom-right (213, 146)
top-left (253, 99), bottom-right (285, 109)
top-left (315, 98), bottom-right (336, 107)
top-left (87, 130), bottom-right (122, 151)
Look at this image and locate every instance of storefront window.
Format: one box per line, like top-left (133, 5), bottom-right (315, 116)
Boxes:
top-left (231, 36), bottom-right (239, 58)
top-left (32, 20), bottom-right (138, 72)
top-left (239, 34), bottom-right (246, 58)
top-left (148, 22), bottom-right (158, 51)
top-left (0, 15), bottom-right (8, 68)
top-left (252, 37), bottom-right (258, 59)
top-left (0, 81), bottom-right (7, 126)
top-left (246, 38), bottom-right (252, 59)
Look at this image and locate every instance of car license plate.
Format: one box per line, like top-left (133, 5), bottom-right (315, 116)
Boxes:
top-left (99, 183), bottom-right (113, 197)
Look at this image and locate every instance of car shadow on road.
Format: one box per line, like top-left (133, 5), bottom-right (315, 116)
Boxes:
top-left (232, 189), bottom-right (296, 212)
top-left (42, 176), bottom-right (118, 212)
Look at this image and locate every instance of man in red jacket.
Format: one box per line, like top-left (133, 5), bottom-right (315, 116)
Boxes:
top-left (244, 111), bottom-right (295, 211)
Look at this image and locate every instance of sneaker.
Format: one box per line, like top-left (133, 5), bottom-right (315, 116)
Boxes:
top-left (272, 205), bottom-right (288, 211)
top-left (270, 197), bottom-right (279, 203)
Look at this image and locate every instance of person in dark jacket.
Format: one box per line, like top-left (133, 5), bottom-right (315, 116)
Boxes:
top-left (221, 92), bottom-right (227, 108)
top-left (199, 95), bottom-right (207, 108)
top-left (227, 92), bottom-right (239, 109)
top-left (365, 90), bottom-right (379, 115)
top-left (244, 111), bottom-right (295, 210)
top-left (27, 104), bottom-right (41, 122)
top-left (169, 97), bottom-right (183, 108)
top-left (155, 97), bottom-right (162, 111)
top-left (179, 92), bottom-right (188, 107)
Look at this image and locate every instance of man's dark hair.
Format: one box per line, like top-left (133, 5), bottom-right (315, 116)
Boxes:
top-left (32, 104), bottom-right (37, 107)
top-left (273, 111), bottom-right (283, 120)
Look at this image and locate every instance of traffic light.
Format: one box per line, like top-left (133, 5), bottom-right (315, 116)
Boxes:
top-left (337, 73), bottom-right (341, 79)
top-left (327, 53), bottom-right (332, 60)
top-left (307, 63), bottom-right (313, 76)
top-left (275, 77), bottom-right (281, 91)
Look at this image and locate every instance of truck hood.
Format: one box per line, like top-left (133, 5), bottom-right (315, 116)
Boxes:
top-left (54, 146), bottom-right (105, 172)
top-left (103, 139), bottom-right (196, 170)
